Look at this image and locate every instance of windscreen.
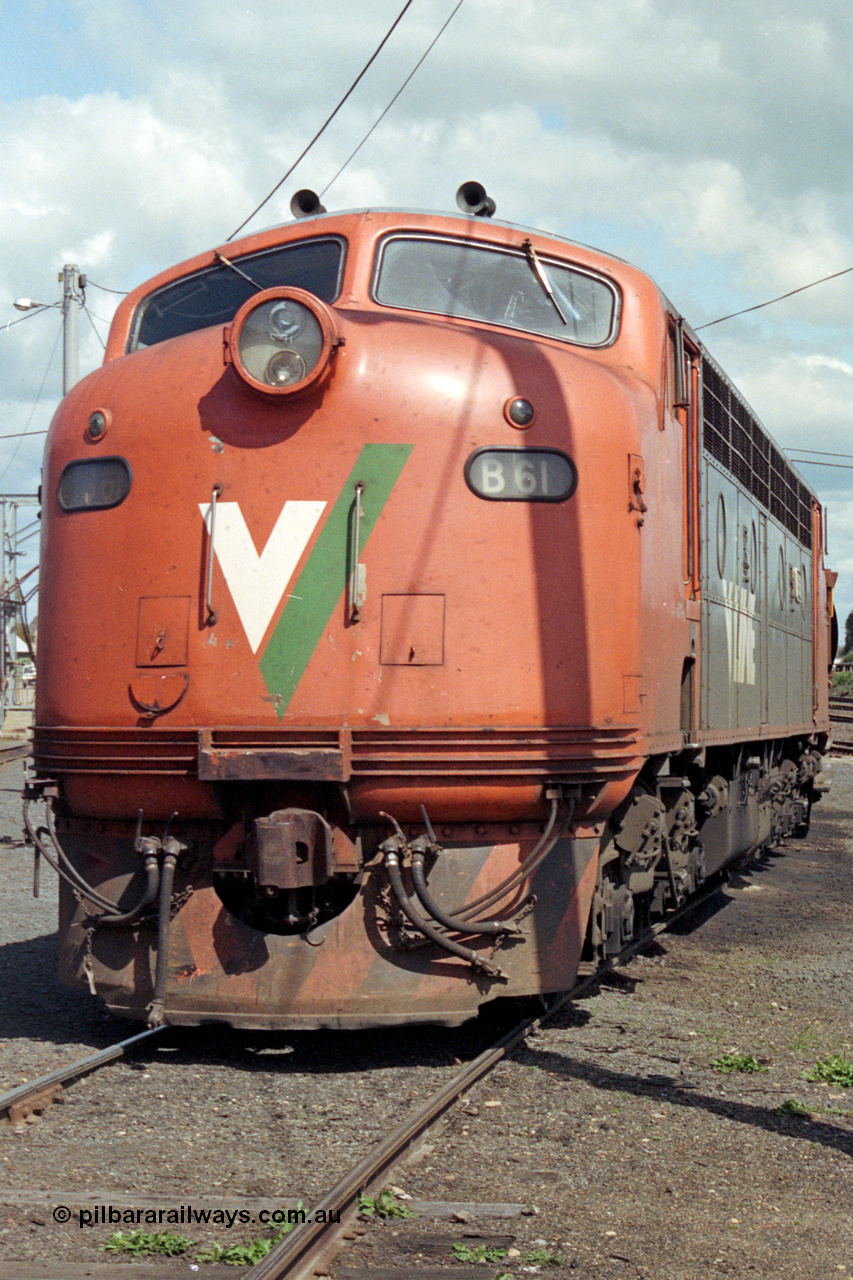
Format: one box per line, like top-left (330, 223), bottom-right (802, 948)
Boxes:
top-left (129, 238), bottom-right (344, 351)
top-left (374, 235), bottom-right (618, 346)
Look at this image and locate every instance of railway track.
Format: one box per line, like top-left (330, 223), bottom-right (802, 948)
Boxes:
top-left (248, 885), bottom-right (726, 1280)
top-left (0, 1026), bottom-right (165, 1128)
top-left (829, 698), bottom-right (853, 753)
top-left (0, 742), bottom-right (30, 768)
top-left (3, 757), bottom-right (845, 1280)
top-left (3, 875), bottom-right (726, 1279)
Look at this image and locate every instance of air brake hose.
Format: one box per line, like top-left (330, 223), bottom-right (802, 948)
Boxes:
top-left (90, 852), bottom-right (160, 928)
top-left (147, 839), bottom-right (182, 1027)
top-left (456, 798), bottom-right (574, 920)
top-left (409, 846), bottom-right (518, 937)
top-left (36, 801), bottom-right (161, 921)
top-left (383, 847), bottom-right (505, 980)
top-left (31, 801), bottom-right (128, 914)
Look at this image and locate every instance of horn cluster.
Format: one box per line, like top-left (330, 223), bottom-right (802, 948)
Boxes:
top-left (289, 183), bottom-right (496, 220)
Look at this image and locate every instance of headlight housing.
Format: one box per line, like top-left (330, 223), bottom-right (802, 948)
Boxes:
top-left (57, 457), bottom-right (132, 512)
top-left (227, 287), bottom-right (338, 397)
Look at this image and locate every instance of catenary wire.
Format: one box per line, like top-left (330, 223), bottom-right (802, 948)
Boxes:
top-left (321, 0), bottom-right (465, 198)
top-left (788, 458), bottom-right (853, 471)
top-left (86, 279), bottom-right (128, 296)
top-left (227, 0), bottom-right (415, 242)
top-left (786, 447), bottom-right (853, 459)
top-left (696, 265), bottom-right (853, 330)
top-left (0, 319), bottom-right (62, 488)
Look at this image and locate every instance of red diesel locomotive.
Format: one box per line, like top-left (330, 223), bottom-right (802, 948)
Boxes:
top-left (27, 184), bottom-right (833, 1027)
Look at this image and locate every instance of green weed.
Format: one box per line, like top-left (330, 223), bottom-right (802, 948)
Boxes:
top-left (452, 1242), bottom-right (508, 1263)
top-left (830, 669), bottom-right (853, 696)
top-left (358, 1188), bottom-right (415, 1220)
top-left (790, 1024), bottom-right (823, 1053)
top-left (451, 1242), bottom-right (562, 1267)
top-left (803, 1054), bottom-right (853, 1087)
top-left (194, 1213), bottom-right (301, 1266)
top-left (102, 1229), bottom-right (194, 1257)
top-left (777, 1098), bottom-right (812, 1117)
top-left (710, 1052), bottom-right (767, 1074)
top-left (523, 1248), bottom-right (564, 1265)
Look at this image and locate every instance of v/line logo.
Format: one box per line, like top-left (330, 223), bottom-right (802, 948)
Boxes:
top-left (200, 444), bottom-right (413, 713)
top-left (199, 500), bottom-right (326, 653)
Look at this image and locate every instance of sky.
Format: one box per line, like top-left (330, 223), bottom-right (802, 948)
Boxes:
top-left (3, 0), bottom-right (853, 634)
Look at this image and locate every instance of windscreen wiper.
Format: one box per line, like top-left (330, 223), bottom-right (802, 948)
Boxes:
top-left (215, 250), bottom-right (263, 291)
top-left (522, 238), bottom-right (575, 326)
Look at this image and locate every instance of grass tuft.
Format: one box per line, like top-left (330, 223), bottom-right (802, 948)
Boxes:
top-left (102, 1229), bottom-right (194, 1257)
top-left (358, 1188), bottom-right (416, 1220)
top-left (803, 1054), bottom-right (853, 1087)
top-left (711, 1052), bottom-right (767, 1074)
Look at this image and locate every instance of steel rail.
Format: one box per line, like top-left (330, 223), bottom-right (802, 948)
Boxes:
top-left (0, 1026), bottom-right (166, 1126)
top-left (0, 743), bottom-right (30, 767)
top-left (246, 878), bottom-right (726, 1280)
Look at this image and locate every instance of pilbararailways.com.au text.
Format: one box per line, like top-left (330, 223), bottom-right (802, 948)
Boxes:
top-left (61, 1205), bottom-right (336, 1230)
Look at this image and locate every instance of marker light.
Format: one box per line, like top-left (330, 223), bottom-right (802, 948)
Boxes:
top-left (228, 287), bottom-right (338, 397)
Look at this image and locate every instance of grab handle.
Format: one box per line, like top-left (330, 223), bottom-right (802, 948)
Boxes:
top-left (349, 482), bottom-right (366, 623)
top-left (205, 484), bottom-right (222, 626)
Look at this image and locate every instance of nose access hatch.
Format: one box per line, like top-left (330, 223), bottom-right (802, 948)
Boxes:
top-left (135, 596), bottom-right (191, 666)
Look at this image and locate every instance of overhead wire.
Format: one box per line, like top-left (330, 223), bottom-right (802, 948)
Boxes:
top-left (788, 458), bottom-right (853, 471)
top-left (227, 0), bottom-right (415, 242)
top-left (696, 265), bottom-right (853, 330)
top-left (0, 318), bottom-right (62, 488)
top-left (83, 306), bottom-right (107, 350)
top-left (1, 305), bottom-right (59, 334)
top-left (86, 279), bottom-right (128, 297)
top-left (321, 0), bottom-right (465, 198)
top-left (785, 447), bottom-right (853, 471)
top-left (785, 447), bottom-right (853, 459)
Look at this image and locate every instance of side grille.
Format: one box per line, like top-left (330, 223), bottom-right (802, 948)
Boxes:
top-left (702, 355), bottom-right (812, 549)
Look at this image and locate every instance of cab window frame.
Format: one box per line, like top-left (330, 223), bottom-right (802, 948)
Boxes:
top-left (370, 232), bottom-right (621, 348)
top-left (127, 235), bottom-right (347, 353)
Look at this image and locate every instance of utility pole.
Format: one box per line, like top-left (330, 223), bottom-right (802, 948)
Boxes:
top-left (14, 263), bottom-right (85, 395)
top-left (60, 263), bottom-right (83, 395)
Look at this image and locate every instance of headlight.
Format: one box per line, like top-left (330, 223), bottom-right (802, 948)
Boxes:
top-left (228, 287), bottom-right (338, 396)
top-left (57, 457), bottom-right (132, 512)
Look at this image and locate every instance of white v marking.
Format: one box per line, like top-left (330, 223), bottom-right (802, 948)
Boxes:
top-left (199, 500), bottom-right (326, 652)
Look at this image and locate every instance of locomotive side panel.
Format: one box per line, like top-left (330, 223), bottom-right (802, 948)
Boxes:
top-left (699, 358), bottom-right (820, 740)
top-left (634, 383), bottom-right (695, 751)
top-left (765, 516), bottom-right (790, 726)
